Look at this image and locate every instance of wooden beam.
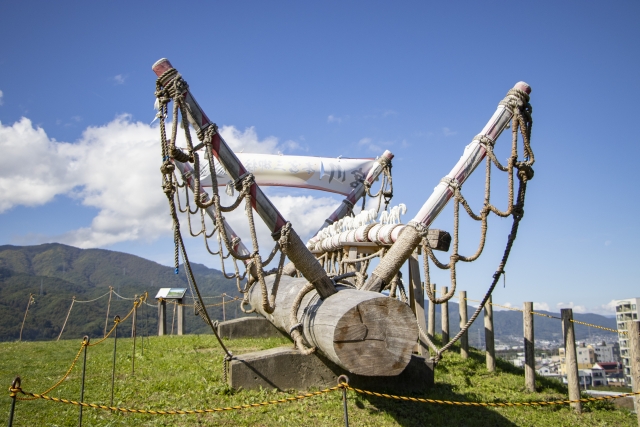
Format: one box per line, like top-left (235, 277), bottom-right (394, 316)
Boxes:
top-left (459, 291), bottom-right (468, 359)
top-left (441, 286), bottom-right (449, 345)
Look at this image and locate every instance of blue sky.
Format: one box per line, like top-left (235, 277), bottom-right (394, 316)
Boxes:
top-left (0, 1), bottom-right (638, 315)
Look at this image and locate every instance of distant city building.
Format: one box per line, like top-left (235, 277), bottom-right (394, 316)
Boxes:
top-left (559, 343), bottom-right (596, 374)
top-left (615, 298), bottom-right (640, 386)
top-left (589, 341), bottom-right (619, 363)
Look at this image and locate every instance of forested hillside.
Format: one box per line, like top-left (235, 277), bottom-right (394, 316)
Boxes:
top-left (0, 243), bottom-right (246, 341)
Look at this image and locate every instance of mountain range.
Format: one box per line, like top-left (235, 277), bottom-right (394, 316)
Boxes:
top-left (0, 244), bottom-right (620, 347)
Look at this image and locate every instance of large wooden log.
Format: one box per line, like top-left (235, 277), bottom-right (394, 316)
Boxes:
top-left (249, 275), bottom-right (418, 376)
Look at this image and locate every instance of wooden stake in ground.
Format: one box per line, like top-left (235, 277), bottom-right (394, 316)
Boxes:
top-left (428, 284), bottom-right (436, 340)
top-left (561, 308), bottom-right (581, 413)
top-left (158, 298), bottom-right (167, 336)
top-left (441, 286), bottom-right (449, 345)
top-left (626, 320), bottom-right (640, 424)
top-left (19, 293), bottom-right (35, 342)
top-left (523, 302), bottom-right (535, 392)
top-left (459, 291), bottom-right (469, 359)
top-left (484, 295), bottom-right (495, 372)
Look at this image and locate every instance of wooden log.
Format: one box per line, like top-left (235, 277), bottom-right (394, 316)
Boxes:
top-left (426, 229), bottom-right (451, 252)
top-left (441, 286), bottom-right (449, 345)
top-left (248, 275), bottom-right (418, 376)
top-left (484, 296), bottom-right (495, 372)
top-left (459, 291), bottom-right (468, 359)
top-left (561, 308), bottom-right (581, 413)
top-left (524, 302), bottom-right (535, 392)
top-left (177, 298), bottom-right (185, 336)
top-left (626, 320), bottom-right (640, 422)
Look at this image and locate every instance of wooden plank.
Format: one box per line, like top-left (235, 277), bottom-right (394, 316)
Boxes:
top-left (408, 253), bottom-right (428, 356)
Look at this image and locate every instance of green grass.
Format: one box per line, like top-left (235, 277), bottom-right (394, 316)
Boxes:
top-left (1, 334), bottom-right (636, 426)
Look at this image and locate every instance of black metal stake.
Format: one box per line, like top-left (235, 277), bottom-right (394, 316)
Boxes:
top-left (338, 375), bottom-right (349, 427)
top-left (8, 377), bottom-right (20, 427)
top-left (78, 336), bottom-right (89, 427)
top-left (110, 316), bottom-right (119, 409)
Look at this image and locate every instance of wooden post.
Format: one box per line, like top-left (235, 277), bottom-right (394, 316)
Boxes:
top-left (158, 299), bottom-right (166, 336)
top-left (408, 252), bottom-right (428, 355)
top-left (561, 308), bottom-right (581, 413)
top-left (177, 298), bottom-right (185, 336)
top-left (627, 320), bottom-right (640, 423)
top-left (428, 284), bottom-right (435, 340)
top-left (459, 291), bottom-right (468, 359)
top-left (441, 286), bottom-right (449, 345)
top-left (484, 295), bottom-right (495, 372)
top-left (248, 275), bottom-right (418, 376)
top-left (524, 302), bottom-right (535, 392)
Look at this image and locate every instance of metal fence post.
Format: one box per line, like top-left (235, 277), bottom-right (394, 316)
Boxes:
top-left (79, 336), bottom-right (90, 427)
top-left (110, 316), bottom-right (119, 409)
top-left (8, 376), bottom-right (20, 427)
top-left (338, 375), bottom-right (349, 427)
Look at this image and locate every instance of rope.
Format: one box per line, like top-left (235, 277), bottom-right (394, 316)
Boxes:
top-left (10, 385), bottom-right (342, 414)
top-left (74, 291), bottom-right (112, 304)
top-left (413, 86), bottom-right (533, 365)
top-left (345, 386), bottom-right (640, 407)
top-left (56, 297), bottom-right (75, 341)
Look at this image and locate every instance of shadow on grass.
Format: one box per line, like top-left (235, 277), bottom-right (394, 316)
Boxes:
top-left (352, 341), bottom-right (573, 427)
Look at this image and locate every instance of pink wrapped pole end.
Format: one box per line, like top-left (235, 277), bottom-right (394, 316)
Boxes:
top-left (380, 150), bottom-right (394, 162)
top-left (152, 58), bottom-right (174, 77)
top-left (514, 81), bottom-right (531, 95)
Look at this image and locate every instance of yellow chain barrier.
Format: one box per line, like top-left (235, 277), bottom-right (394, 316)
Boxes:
top-left (464, 298), bottom-right (624, 334)
top-left (9, 385), bottom-right (341, 414)
top-left (345, 385), bottom-right (640, 407)
top-left (17, 296), bottom-right (143, 400)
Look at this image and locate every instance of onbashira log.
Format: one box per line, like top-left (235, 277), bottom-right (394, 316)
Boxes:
top-left (248, 275), bottom-right (418, 376)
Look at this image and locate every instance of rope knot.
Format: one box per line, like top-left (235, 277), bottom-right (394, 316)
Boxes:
top-left (516, 164), bottom-right (534, 182)
top-left (160, 162), bottom-right (175, 175)
top-left (512, 204), bottom-right (524, 219)
top-left (440, 176), bottom-right (460, 190)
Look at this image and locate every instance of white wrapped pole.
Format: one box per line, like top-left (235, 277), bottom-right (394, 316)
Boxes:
top-left (362, 82), bottom-right (531, 292)
top-left (173, 159), bottom-right (251, 258)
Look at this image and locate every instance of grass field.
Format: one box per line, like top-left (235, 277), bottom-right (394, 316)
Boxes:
top-left (1, 333), bottom-right (637, 426)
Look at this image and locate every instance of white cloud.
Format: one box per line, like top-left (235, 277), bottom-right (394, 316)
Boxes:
top-left (0, 90), bottom-right (3, 106)
top-left (113, 74), bottom-right (126, 85)
top-left (534, 302), bottom-right (550, 311)
top-left (443, 127), bottom-right (457, 137)
top-left (358, 137), bottom-right (382, 153)
top-left (556, 302), bottom-right (587, 314)
top-left (0, 117), bottom-right (320, 249)
top-left (328, 114), bottom-right (349, 124)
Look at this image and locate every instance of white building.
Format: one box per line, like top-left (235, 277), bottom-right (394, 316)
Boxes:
top-left (615, 298), bottom-right (640, 387)
top-left (590, 341), bottom-right (619, 363)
